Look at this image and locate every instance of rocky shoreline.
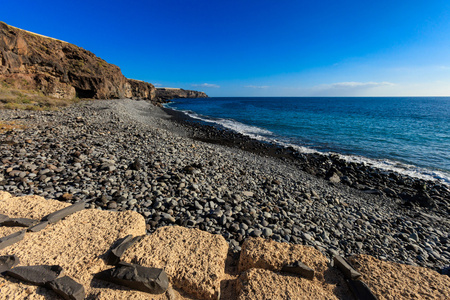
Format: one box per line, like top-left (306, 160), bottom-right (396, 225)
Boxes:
top-left (0, 99), bottom-right (449, 274)
top-left (163, 106), bottom-right (450, 212)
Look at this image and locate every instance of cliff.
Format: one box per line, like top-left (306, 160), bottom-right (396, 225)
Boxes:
top-left (1, 21), bottom-right (203, 105)
top-left (156, 87), bottom-right (208, 102)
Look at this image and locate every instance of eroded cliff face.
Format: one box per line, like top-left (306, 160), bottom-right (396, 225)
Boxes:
top-left (128, 79), bottom-right (156, 100)
top-left (0, 22), bottom-right (156, 102)
top-left (156, 88), bottom-right (208, 102)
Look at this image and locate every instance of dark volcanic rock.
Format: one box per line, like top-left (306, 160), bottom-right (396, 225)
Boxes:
top-left (281, 261), bottom-right (315, 280)
top-left (94, 262), bottom-right (168, 294)
top-left (1, 218), bottom-right (38, 227)
top-left (42, 201), bottom-right (85, 224)
top-left (0, 255), bottom-right (19, 273)
top-left (333, 255), bottom-right (362, 280)
top-left (0, 230), bottom-right (26, 250)
top-left (347, 279), bottom-right (378, 300)
top-left (106, 235), bottom-right (144, 265)
top-left (27, 221), bottom-right (49, 232)
top-left (442, 266), bottom-right (450, 277)
top-left (47, 276), bottom-right (85, 300)
top-left (5, 265), bottom-right (63, 285)
top-left (129, 159), bottom-right (142, 171)
top-left (0, 214), bottom-right (10, 223)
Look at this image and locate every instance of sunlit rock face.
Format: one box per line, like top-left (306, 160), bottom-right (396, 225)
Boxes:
top-left (0, 21), bottom-right (156, 101)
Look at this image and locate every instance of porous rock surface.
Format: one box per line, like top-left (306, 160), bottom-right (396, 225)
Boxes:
top-left (348, 254), bottom-right (450, 300)
top-left (0, 192), bottom-right (156, 299)
top-left (0, 194), bottom-right (68, 220)
top-left (237, 268), bottom-right (342, 300)
top-left (239, 237), bottom-right (329, 278)
top-left (0, 192), bottom-right (449, 299)
top-left (238, 237), bottom-right (352, 299)
top-left (0, 191), bottom-right (11, 200)
top-left (122, 225), bottom-right (229, 300)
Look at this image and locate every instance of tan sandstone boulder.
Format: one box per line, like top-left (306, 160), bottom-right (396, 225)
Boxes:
top-left (237, 237), bottom-right (353, 299)
top-left (0, 194), bottom-right (148, 299)
top-left (348, 254), bottom-right (450, 300)
top-left (122, 225), bottom-right (229, 300)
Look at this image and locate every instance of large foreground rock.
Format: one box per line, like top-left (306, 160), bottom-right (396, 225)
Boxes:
top-left (0, 195), bottom-right (68, 220)
top-left (0, 192), bottom-right (149, 299)
top-left (348, 254), bottom-right (450, 300)
top-left (238, 237), bottom-right (352, 299)
top-left (0, 191), bottom-right (11, 201)
top-left (5, 265), bottom-right (63, 285)
top-left (94, 262), bottom-right (168, 294)
top-left (239, 237), bottom-right (329, 278)
top-left (122, 225), bottom-right (229, 300)
top-left (237, 268), bottom-right (342, 300)
top-left (0, 192), bottom-right (448, 299)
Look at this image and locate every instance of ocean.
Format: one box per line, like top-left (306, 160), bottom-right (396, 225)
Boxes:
top-left (165, 97), bottom-right (450, 185)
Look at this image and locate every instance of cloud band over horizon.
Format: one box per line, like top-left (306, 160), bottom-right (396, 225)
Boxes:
top-left (192, 83), bottom-right (220, 88)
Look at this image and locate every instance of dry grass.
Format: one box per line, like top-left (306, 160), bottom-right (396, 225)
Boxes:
top-left (0, 84), bottom-right (81, 110)
top-left (0, 120), bottom-right (27, 133)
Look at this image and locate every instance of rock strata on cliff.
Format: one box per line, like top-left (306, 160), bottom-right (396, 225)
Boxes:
top-left (0, 22), bottom-right (156, 102)
top-left (156, 87), bottom-right (208, 102)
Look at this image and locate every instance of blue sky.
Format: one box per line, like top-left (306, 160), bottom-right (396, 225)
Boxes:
top-left (3, 0), bottom-right (450, 96)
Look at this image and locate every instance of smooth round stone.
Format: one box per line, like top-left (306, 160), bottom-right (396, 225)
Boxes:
top-left (107, 201), bottom-right (118, 209)
top-left (303, 233), bottom-right (313, 241)
top-left (250, 229), bottom-right (262, 237)
top-left (262, 227), bottom-right (273, 237)
top-left (230, 223), bottom-right (240, 232)
top-left (409, 232), bottom-right (419, 242)
top-left (211, 208), bottom-right (223, 218)
top-left (240, 223), bottom-right (249, 230)
top-left (194, 201), bottom-right (203, 210)
top-left (162, 213), bottom-right (176, 223)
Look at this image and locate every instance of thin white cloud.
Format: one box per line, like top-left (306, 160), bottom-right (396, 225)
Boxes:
top-left (192, 83), bottom-right (220, 88)
top-left (153, 83), bottom-right (163, 87)
top-left (310, 81), bottom-right (395, 96)
top-left (244, 85), bottom-right (269, 89)
top-left (326, 81), bottom-right (395, 89)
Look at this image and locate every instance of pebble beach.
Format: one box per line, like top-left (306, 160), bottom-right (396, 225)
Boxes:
top-left (0, 99), bottom-right (449, 274)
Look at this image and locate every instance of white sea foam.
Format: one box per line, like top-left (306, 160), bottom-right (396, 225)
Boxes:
top-left (283, 143), bottom-right (450, 186)
top-left (166, 105), bottom-right (450, 186)
top-left (331, 153), bottom-right (450, 185)
top-left (182, 110), bottom-right (274, 139)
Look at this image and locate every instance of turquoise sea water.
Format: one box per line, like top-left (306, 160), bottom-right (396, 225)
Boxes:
top-left (166, 97), bottom-right (450, 185)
